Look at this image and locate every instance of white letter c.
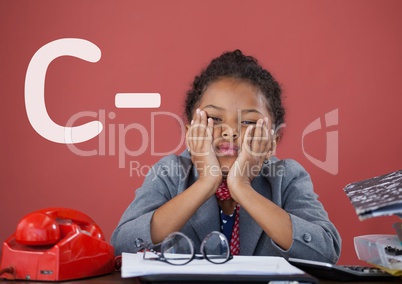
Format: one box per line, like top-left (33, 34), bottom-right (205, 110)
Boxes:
top-left (25, 38), bottom-right (103, 144)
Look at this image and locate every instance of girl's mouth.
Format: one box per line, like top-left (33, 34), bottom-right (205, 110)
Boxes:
top-left (216, 142), bottom-right (239, 156)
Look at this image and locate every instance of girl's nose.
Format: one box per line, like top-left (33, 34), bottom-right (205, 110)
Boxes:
top-left (221, 125), bottom-right (239, 140)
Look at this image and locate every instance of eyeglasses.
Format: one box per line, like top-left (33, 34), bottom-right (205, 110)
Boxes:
top-left (135, 231), bottom-right (233, 265)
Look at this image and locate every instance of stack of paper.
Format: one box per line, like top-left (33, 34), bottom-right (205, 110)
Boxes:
top-left (121, 252), bottom-right (315, 283)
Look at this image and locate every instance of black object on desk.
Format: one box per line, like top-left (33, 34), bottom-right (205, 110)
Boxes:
top-left (288, 258), bottom-right (400, 282)
top-left (138, 273), bottom-right (319, 283)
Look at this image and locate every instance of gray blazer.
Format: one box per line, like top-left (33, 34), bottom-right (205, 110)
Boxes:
top-left (111, 151), bottom-right (341, 263)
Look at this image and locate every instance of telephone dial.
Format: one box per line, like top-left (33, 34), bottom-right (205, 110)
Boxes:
top-left (0, 207), bottom-right (115, 281)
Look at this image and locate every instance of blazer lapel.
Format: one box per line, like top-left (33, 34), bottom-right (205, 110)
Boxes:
top-left (186, 164), bottom-right (221, 243)
top-left (240, 175), bottom-right (271, 255)
top-left (189, 196), bottom-right (221, 243)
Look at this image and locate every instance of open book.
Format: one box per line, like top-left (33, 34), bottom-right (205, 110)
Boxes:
top-left (343, 169), bottom-right (402, 220)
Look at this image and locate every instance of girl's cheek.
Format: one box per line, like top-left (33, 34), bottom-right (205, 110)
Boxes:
top-left (213, 124), bottom-right (222, 140)
top-left (239, 124), bottom-right (250, 139)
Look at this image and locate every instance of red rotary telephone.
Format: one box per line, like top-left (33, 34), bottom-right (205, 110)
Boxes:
top-left (0, 208), bottom-right (115, 281)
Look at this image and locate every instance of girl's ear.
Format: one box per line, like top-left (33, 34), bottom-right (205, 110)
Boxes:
top-left (271, 139), bottom-right (277, 154)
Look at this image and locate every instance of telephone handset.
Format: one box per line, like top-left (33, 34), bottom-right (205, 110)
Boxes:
top-left (15, 207), bottom-right (104, 246)
top-left (0, 208), bottom-right (115, 281)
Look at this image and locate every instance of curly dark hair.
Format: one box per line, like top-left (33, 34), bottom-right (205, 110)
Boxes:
top-left (184, 49), bottom-right (285, 137)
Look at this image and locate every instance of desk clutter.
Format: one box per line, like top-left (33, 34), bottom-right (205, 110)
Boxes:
top-left (344, 169), bottom-right (402, 277)
top-left (288, 257), bottom-right (398, 282)
top-left (354, 234), bottom-right (402, 276)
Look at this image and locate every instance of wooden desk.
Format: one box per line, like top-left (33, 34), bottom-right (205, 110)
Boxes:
top-left (1, 272), bottom-right (401, 284)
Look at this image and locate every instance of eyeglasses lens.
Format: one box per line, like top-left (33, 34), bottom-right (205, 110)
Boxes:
top-left (202, 232), bottom-right (230, 264)
top-left (161, 233), bottom-right (194, 265)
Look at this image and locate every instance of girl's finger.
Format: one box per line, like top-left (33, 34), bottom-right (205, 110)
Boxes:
top-left (186, 119), bottom-right (195, 151)
top-left (250, 118), bottom-right (263, 155)
top-left (198, 110), bottom-right (210, 152)
top-left (260, 117), bottom-right (271, 155)
top-left (207, 117), bottom-right (214, 142)
top-left (243, 124), bottom-right (255, 156)
top-left (199, 110), bottom-right (208, 141)
top-left (192, 108), bottom-right (201, 149)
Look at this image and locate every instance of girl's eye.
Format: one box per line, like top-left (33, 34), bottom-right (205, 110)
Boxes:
top-left (208, 116), bottom-right (222, 123)
top-left (241, 120), bottom-right (257, 125)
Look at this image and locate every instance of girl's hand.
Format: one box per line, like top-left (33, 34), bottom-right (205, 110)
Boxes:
top-left (186, 109), bottom-right (222, 188)
top-left (227, 117), bottom-right (274, 198)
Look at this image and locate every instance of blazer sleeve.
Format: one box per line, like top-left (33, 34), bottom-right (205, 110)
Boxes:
top-left (110, 154), bottom-right (191, 256)
top-left (268, 159), bottom-right (342, 263)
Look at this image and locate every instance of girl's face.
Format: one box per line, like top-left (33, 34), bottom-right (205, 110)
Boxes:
top-left (194, 77), bottom-right (273, 175)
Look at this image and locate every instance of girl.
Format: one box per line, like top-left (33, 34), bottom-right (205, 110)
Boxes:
top-left (111, 50), bottom-right (341, 263)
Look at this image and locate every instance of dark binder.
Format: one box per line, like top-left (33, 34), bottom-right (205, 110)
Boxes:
top-left (343, 169), bottom-right (402, 220)
top-left (138, 272), bottom-right (318, 283)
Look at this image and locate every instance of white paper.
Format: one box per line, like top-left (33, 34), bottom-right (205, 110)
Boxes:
top-left (121, 252), bottom-right (305, 278)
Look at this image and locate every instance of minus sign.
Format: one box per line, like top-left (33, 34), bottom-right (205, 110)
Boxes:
top-left (115, 93), bottom-right (161, 108)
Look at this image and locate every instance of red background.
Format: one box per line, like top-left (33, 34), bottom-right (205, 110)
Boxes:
top-left (1, 0), bottom-right (402, 265)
